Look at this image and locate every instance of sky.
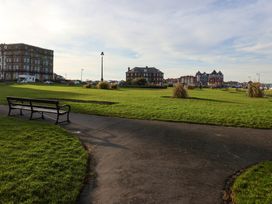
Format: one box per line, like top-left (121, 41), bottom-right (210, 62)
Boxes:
top-left (0, 0), bottom-right (272, 82)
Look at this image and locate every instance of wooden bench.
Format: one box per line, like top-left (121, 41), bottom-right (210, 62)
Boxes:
top-left (7, 96), bottom-right (71, 124)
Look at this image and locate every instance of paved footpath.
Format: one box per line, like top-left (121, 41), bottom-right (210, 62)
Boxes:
top-left (1, 105), bottom-right (272, 204)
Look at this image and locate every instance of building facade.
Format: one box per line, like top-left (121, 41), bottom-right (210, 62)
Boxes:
top-left (126, 66), bottom-right (164, 85)
top-left (196, 70), bottom-right (224, 87)
top-left (165, 78), bottom-right (179, 85)
top-left (0, 43), bottom-right (53, 81)
top-left (179, 75), bottom-right (197, 87)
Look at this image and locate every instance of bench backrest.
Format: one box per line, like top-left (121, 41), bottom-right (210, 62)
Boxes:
top-left (7, 97), bottom-right (60, 109)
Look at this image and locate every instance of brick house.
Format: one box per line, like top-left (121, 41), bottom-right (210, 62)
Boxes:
top-left (126, 66), bottom-right (164, 85)
top-left (196, 70), bottom-right (224, 87)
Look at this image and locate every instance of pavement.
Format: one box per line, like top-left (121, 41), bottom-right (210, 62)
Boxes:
top-left (0, 105), bottom-right (272, 204)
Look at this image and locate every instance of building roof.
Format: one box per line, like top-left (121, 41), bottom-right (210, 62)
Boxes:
top-left (211, 70), bottom-right (217, 75)
top-left (127, 67), bottom-right (163, 74)
top-left (0, 43), bottom-right (53, 52)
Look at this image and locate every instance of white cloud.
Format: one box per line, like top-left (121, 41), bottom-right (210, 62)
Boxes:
top-left (0, 0), bottom-right (272, 82)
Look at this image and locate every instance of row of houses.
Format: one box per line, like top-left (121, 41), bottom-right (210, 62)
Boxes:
top-left (126, 67), bottom-right (224, 88)
top-left (179, 70), bottom-right (224, 88)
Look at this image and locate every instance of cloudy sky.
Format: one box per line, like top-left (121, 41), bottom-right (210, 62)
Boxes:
top-left (0, 0), bottom-right (271, 82)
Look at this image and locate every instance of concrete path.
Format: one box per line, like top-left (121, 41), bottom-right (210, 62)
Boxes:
top-left (0, 105), bottom-right (272, 204)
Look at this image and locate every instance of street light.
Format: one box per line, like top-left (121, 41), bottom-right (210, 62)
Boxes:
top-left (256, 73), bottom-right (261, 83)
top-left (101, 52), bottom-right (104, 81)
top-left (81, 68), bottom-right (84, 82)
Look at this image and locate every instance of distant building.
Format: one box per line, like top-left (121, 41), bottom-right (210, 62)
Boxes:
top-left (196, 70), bottom-right (224, 87)
top-left (126, 66), bottom-right (164, 85)
top-left (196, 71), bottom-right (209, 86)
top-left (165, 78), bottom-right (179, 85)
top-left (0, 43), bottom-right (53, 81)
top-left (224, 81), bottom-right (241, 88)
top-left (208, 70), bottom-right (224, 87)
top-left (53, 73), bottom-right (65, 81)
top-left (179, 75), bottom-right (197, 87)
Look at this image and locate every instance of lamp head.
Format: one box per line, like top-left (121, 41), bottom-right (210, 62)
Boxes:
top-left (101, 52), bottom-right (104, 56)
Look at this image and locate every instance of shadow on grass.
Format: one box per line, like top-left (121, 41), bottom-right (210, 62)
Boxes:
top-left (161, 96), bottom-right (241, 104)
top-left (44, 98), bottom-right (118, 105)
top-left (0, 85), bottom-right (116, 105)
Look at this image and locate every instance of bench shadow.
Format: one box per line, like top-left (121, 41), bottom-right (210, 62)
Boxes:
top-left (44, 98), bottom-right (117, 105)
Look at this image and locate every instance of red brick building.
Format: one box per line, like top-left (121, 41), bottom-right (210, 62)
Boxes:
top-left (126, 66), bottom-right (164, 85)
top-left (0, 43), bottom-right (53, 81)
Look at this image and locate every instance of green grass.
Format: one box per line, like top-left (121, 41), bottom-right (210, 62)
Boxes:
top-left (0, 83), bottom-right (272, 128)
top-left (0, 117), bottom-right (88, 203)
top-left (232, 161), bottom-right (272, 204)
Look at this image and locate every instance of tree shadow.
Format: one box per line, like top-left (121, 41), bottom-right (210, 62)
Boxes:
top-left (161, 96), bottom-right (241, 104)
top-left (0, 85), bottom-right (117, 105)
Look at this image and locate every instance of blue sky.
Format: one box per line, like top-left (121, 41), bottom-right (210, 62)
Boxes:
top-left (0, 0), bottom-right (271, 82)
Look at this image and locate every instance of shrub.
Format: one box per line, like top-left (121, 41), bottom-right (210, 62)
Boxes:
top-left (83, 83), bottom-right (92, 88)
top-left (119, 80), bottom-right (127, 87)
top-left (173, 83), bottom-right (188, 98)
top-left (111, 83), bottom-right (118, 90)
top-left (68, 81), bottom-right (74, 86)
top-left (247, 82), bottom-right (264, 98)
top-left (132, 78), bottom-right (147, 86)
top-left (97, 81), bottom-right (110, 89)
top-left (187, 85), bottom-right (195, 90)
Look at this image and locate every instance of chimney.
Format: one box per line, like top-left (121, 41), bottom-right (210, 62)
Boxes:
top-left (128, 67), bottom-right (130, 71)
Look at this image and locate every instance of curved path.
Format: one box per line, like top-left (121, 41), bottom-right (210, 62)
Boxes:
top-left (0, 106), bottom-right (271, 204)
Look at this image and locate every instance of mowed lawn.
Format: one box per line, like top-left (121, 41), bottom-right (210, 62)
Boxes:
top-left (232, 161), bottom-right (272, 204)
top-left (0, 117), bottom-right (87, 203)
top-left (0, 83), bottom-right (272, 128)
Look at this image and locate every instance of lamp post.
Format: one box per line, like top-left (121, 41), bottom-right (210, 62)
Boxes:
top-left (81, 68), bottom-right (84, 82)
top-left (256, 73), bottom-right (260, 83)
top-left (101, 52), bottom-right (104, 81)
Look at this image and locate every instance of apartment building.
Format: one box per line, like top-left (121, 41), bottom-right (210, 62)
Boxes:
top-left (0, 43), bottom-right (53, 81)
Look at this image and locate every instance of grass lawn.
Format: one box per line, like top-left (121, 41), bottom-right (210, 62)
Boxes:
top-left (0, 83), bottom-right (272, 128)
top-left (231, 161), bottom-right (272, 204)
top-left (0, 117), bottom-right (87, 203)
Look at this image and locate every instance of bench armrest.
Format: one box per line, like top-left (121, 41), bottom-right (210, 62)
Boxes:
top-left (59, 104), bottom-right (71, 112)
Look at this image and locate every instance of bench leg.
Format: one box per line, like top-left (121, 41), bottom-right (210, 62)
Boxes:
top-left (8, 108), bottom-right (11, 116)
top-left (55, 114), bottom-right (59, 125)
top-left (30, 111), bottom-right (33, 120)
top-left (41, 112), bottom-right (45, 119)
top-left (20, 109), bottom-right (23, 116)
top-left (67, 112), bottom-right (70, 123)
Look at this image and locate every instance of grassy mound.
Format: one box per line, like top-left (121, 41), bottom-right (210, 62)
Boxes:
top-left (0, 117), bottom-right (87, 203)
top-left (231, 161), bottom-right (272, 204)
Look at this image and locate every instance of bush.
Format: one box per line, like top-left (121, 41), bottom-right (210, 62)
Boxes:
top-left (173, 83), bottom-right (188, 98)
top-left (83, 83), bottom-right (92, 88)
top-left (111, 83), bottom-right (118, 90)
top-left (97, 81), bottom-right (110, 89)
top-left (247, 82), bottom-right (264, 98)
top-left (187, 85), bottom-right (195, 90)
top-left (122, 85), bottom-right (167, 89)
top-left (119, 80), bottom-right (127, 87)
top-left (132, 78), bottom-right (147, 86)
top-left (68, 81), bottom-right (74, 86)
